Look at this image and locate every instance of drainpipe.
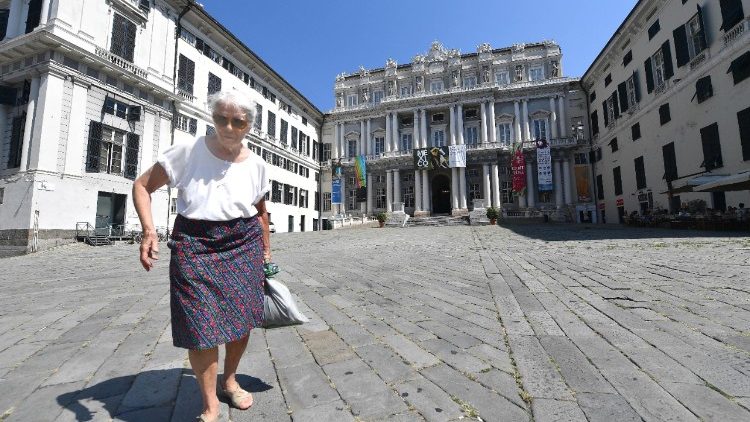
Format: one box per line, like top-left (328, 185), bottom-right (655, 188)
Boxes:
top-left (581, 82), bottom-right (599, 223)
top-left (165, 1), bottom-right (192, 234)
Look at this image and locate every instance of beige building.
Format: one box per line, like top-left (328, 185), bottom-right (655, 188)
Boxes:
top-left (321, 41), bottom-right (595, 225)
top-left (582, 0), bottom-right (750, 223)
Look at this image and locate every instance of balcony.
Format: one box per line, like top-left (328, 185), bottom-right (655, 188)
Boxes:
top-left (177, 88), bottom-right (195, 103)
top-left (689, 50), bottom-right (709, 70)
top-left (95, 46), bottom-right (147, 79)
top-left (723, 17), bottom-right (748, 49)
top-left (654, 79), bottom-right (670, 96)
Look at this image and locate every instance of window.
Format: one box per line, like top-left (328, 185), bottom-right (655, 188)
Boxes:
top-left (501, 181), bottom-right (512, 203)
top-left (634, 156), bottom-right (647, 189)
top-left (103, 97), bottom-right (129, 119)
top-left (85, 123), bottom-right (139, 179)
top-left (254, 104), bottom-right (262, 130)
top-left (719, 0), bottom-right (745, 32)
top-left (591, 110), bottom-right (599, 137)
top-left (463, 76), bottom-right (477, 88)
top-left (322, 144), bottom-right (331, 161)
top-left (206, 125), bottom-right (215, 136)
top-left (402, 186), bottom-right (414, 208)
top-left (596, 175), bottom-right (604, 200)
top-left (465, 126), bottom-right (478, 145)
top-left (738, 106), bottom-right (750, 161)
top-left (468, 183), bottom-right (481, 203)
top-left (170, 198), bottom-right (177, 214)
top-left (631, 123), bottom-right (641, 141)
top-left (662, 142), bottom-right (678, 182)
top-left (610, 137), bottom-right (619, 152)
top-left (432, 113), bottom-right (445, 123)
top-left (291, 127), bottom-right (297, 149)
top-left (347, 94), bottom-right (357, 107)
top-left (617, 72), bottom-right (640, 113)
top-left (603, 92), bottom-right (619, 127)
top-left (267, 111), bottom-right (276, 138)
top-left (495, 71), bottom-right (509, 85)
top-left (497, 123), bottom-right (512, 145)
top-left (652, 49), bottom-right (665, 89)
top-left (323, 192), bottom-right (331, 211)
top-left (376, 187), bottom-right (386, 209)
top-left (400, 133), bottom-right (411, 151)
top-left (302, 117), bottom-right (307, 126)
top-left (110, 14), bottom-right (136, 62)
top-left (433, 130), bottom-right (445, 147)
top-left (280, 119), bottom-right (288, 143)
top-left (374, 136), bottom-right (385, 154)
top-left (694, 76), bottom-right (713, 103)
top-left (645, 42), bottom-right (674, 93)
top-left (659, 103), bottom-right (671, 125)
top-left (700, 122), bottom-right (723, 170)
top-left (532, 119), bottom-right (547, 140)
top-left (604, 73), bottom-right (612, 86)
top-left (529, 66), bottom-right (544, 82)
top-left (623, 50), bottom-right (633, 66)
top-left (373, 91), bottom-right (383, 104)
top-left (400, 85), bottom-right (412, 96)
top-left (728, 51), bottom-right (750, 85)
top-left (175, 114), bottom-right (197, 134)
top-left (674, 10), bottom-right (708, 67)
top-left (515, 65), bottom-right (524, 82)
top-left (430, 79), bottom-right (444, 92)
top-left (0, 187), bottom-right (4, 204)
top-left (613, 166), bottom-right (623, 196)
top-left (590, 91), bottom-right (597, 102)
top-left (207, 72), bottom-right (222, 96)
top-left (177, 54), bottom-right (195, 94)
top-left (648, 20), bottom-right (660, 40)
top-left (7, 115), bottom-right (25, 168)
top-left (347, 140), bottom-right (357, 158)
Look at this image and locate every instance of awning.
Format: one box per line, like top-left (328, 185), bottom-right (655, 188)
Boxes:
top-left (694, 172), bottom-right (750, 192)
top-left (661, 174), bottom-right (728, 194)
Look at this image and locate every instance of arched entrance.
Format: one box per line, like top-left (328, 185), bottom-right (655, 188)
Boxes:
top-left (432, 174), bottom-right (451, 214)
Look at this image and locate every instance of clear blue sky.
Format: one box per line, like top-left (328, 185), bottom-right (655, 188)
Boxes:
top-left (201, 1), bottom-right (638, 112)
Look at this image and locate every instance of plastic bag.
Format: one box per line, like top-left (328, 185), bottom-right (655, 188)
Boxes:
top-left (262, 277), bottom-right (308, 329)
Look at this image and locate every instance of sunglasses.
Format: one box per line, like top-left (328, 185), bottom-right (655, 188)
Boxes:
top-left (212, 114), bottom-right (249, 130)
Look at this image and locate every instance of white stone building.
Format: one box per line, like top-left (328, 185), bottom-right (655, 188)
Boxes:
top-left (320, 41), bottom-right (595, 225)
top-left (582, 0), bottom-right (750, 223)
top-left (0, 0), bottom-right (322, 256)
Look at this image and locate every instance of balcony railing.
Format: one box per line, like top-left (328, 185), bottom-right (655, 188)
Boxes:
top-left (177, 88), bottom-right (195, 103)
top-left (331, 77), bottom-right (579, 113)
top-left (95, 46), bottom-right (147, 79)
top-left (723, 17), bottom-right (748, 49)
top-left (689, 50), bottom-right (709, 70)
top-left (654, 79), bottom-right (670, 96)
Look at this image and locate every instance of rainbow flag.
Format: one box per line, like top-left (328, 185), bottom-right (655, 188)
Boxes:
top-left (354, 155), bottom-right (367, 188)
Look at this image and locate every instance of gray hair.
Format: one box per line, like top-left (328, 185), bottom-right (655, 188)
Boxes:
top-left (207, 89), bottom-right (257, 126)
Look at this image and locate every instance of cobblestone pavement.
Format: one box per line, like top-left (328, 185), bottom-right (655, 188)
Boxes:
top-left (1, 225), bottom-right (750, 421)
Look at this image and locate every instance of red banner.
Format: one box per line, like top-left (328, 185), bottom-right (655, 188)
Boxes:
top-left (511, 144), bottom-right (526, 194)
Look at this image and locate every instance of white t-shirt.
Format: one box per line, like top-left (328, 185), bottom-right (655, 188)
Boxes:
top-left (157, 137), bottom-right (270, 221)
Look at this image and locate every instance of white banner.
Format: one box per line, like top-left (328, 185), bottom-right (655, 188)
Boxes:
top-left (536, 142), bottom-right (553, 191)
top-left (449, 145), bottom-right (467, 168)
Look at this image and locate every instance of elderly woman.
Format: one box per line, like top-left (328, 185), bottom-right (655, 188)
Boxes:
top-left (132, 89), bottom-right (270, 422)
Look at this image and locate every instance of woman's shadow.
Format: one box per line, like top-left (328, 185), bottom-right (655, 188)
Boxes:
top-left (56, 369), bottom-right (273, 421)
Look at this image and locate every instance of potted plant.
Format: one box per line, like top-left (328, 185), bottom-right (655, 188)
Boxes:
top-left (486, 206), bottom-right (499, 225)
top-left (376, 212), bottom-right (387, 228)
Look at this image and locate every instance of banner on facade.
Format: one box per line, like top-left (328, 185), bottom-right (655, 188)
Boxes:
top-left (575, 165), bottom-right (591, 202)
top-left (448, 145), bottom-right (467, 168)
top-left (331, 159), bottom-right (343, 178)
top-left (536, 139), bottom-right (553, 192)
top-left (511, 143), bottom-right (526, 195)
top-left (356, 186), bottom-right (367, 202)
top-left (413, 147), bottom-right (450, 170)
top-left (354, 155), bottom-right (366, 188)
top-left (331, 178), bottom-right (342, 204)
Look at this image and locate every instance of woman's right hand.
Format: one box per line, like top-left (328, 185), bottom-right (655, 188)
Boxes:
top-left (139, 231), bottom-right (160, 271)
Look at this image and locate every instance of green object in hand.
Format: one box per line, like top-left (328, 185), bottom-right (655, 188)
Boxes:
top-left (264, 262), bottom-right (279, 278)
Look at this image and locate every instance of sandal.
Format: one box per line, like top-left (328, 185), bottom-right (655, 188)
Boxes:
top-left (196, 412), bottom-right (221, 422)
top-left (221, 385), bottom-right (254, 410)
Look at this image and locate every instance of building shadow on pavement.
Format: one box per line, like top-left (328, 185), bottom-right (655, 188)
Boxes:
top-left (497, 222), bottom-right (750, 241)
top-left (55, 369), bottom-right (273, 421)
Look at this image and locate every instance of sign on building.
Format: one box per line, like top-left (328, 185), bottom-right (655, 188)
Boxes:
top-left (511, 143), bottom-right (526, 194)
top-left (413, 147), bottom-right (450, 170)
top-left (332, 178), bottom-right (342, 204)
top-left (448, 145), bottom-right (467, 168)
top-left (536, 140), bottom-right (552, 191)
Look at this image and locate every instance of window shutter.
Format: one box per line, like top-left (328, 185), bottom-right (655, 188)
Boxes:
top-left (126, 105), bottom-right (141, 122)
top-left (644, 58), bottom-right (655, 93)
top-left (110, 15), bottom-right (124, 58)
top-left (662, 142), bottom-right (678, 182)
top-left (125, 133), bottom-right (140, 180)
top-left (7, 115), bottom-right (26, 168)
top-left (188, 118), bottom-right (197, 135)
top-left (719, 0), bottom-right (744, 31)
top-left (728, 51), bottom-right (750, 85)
top-left (617, 82), bottom-right (629, 112)
top-left (700, 123), bottom-right (722, 170)
top-left (103, 97), bottom-right (115, 114)
top-left (738, 107), bottom-right (750, 161)
top-left (633, 71), bottom-right (642, 103)
top-left (662, 41), bottom-right (674, 79)
top-left (591, 110), bottom-right (599, 136)
top-left (0, 10), bottom-right (10, 40)
top-left (24, 0), bottom-right (42, 34)
top-left (673, 25), bottom-right (690, 67)
top-left (697, 4), bottom-right (709, 47)
top-left (86, 121), bottom-right (103, 172)
top-left (612, 92), bottom-right (620, 118)
top-left (124, 19), bottom-right (136, 62)
top-left (602, 101), bottom-right (609, 127)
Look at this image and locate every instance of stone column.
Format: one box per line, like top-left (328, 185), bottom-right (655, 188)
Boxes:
top-left (30, 72), bottom-right (66, 171)
top-left (0, 105), bottom-right (7, 163)
top-left (7, 0), bottom-right (23, 38)
top-left (480, 101), bottom-right (488, 144)
top-left (482, 164), bottom-right (491, 207)
top-left (563, 159), bottom-right (573, 204)
top-left (449, 105), bottom-right (456, 146)
top-left (422, 170), bottom-right (430, 213)
top-left (513, 101), bottom-right (522, 143)
top-left (360, 120), bottom-right (365, 156)
top-left (456, 104), bottom-right (464, 145)
top-left (394, 169), bottom-right (401, 205)
top-left (554, 159), bottom-right (564, 207)
top-left (558, 96), bottom-right (567, 137)
top-left (491, 164), bottom-right (501, 208)
top-left (39, 0), bottom-right (51, 25)
top-left (526, 160), bottom-right (535, 208)
top-left (549, 97), bottom-right (558, 139)
top-left (392, 113), bottom-right (399, 152)
top-left (459, 168), bottom-right (467, 209)
top-left (19, 76), bottom-right (40, 172)
top-left (451, 168), bottom-right (459, 210)
top-left (420, 109), bottom-right (428, 148)
top-left (519, 192), bottom-right (527, 208)
top-left (522, 100), bottom-right (530, 142)
top-left (386, 170), bottom-right (393, 212)
top-left (366, 118), bottom-right (372, 156)
top-left (385, 114), bottom-right (392, 153)
top-left (367, 173), bottom-right (373, 214)
top-left (413, 109), bottom-right (419, 150)
top-left (340, 176), bottom-right (346, 215)
top-left (332, 124), bottom-right (339, 159)
top-left (488, 100), bottom-right (496, 143)
top-left (414, 169), bottom-right (422, 212)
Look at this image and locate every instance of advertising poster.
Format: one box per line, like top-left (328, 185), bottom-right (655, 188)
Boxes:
top-left (536, 140), bottom-right (553, 191)
top-left (511, 143), bottom-right (526, 195)
top-left (414, 147), bottom-right (450, 170)
top-left (331, 178), bottom-right (341, 204)
top-left (575, 165), bottom-right (591, 202)
top-left (448, 145), bottom-right (467, 168)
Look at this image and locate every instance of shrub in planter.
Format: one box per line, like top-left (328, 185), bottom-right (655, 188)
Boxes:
top-left (376, 212), bottom-right (387, 227)
top-left (486, 206), bottom-right (499, 224)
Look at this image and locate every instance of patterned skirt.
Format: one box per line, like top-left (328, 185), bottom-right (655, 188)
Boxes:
top-left (168, 214), bottom-right (265, 350)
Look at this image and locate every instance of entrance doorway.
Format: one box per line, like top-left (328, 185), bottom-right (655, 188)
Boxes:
top-left (432, 174), bottom-right (451, 214)
top-left (95, 192), bottom-right (127, 234)
top-left (288, 215), bottom-right (294, 233)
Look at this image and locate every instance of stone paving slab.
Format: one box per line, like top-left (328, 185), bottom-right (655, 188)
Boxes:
top-left (1, 225), bottom-right (750, 421)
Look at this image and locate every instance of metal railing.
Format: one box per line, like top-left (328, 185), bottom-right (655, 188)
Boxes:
top-left (723, 18), bottom-right (748, 49)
